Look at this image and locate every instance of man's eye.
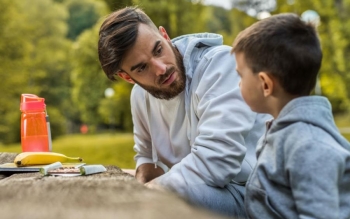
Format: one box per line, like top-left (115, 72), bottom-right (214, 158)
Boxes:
top-left (155, 46), bottom-right (162, 55)
top-left (138, 64), bottom-right (146, 72)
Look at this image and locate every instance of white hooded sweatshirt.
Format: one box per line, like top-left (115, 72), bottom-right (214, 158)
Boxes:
top-left (130, 33), bottom-right (268, 195)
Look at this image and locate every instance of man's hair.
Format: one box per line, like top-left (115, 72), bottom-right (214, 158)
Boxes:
top-left (98, 7), bottom-right (158, 81)
top-left (232, 13), bottom-right (322, 95)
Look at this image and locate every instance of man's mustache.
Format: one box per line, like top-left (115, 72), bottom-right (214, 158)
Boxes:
top-left (158, 66), bottom-right (176, 85)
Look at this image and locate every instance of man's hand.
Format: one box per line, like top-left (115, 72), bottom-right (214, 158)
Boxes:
top-left (135, 163), bottom-right (165, 184)
top-left (144, 180), bottom-right (167, 192)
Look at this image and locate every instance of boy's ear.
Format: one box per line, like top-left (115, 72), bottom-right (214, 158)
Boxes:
top-left (117, 71), bottom-right (135, 84)
top-left (258, 72), bottom-right (274, 97)
top-left (159, 26), bottom-right (171, 42)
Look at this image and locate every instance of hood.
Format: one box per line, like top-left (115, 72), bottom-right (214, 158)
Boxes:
top-left (172, 33), bottom-right (223, 80)
top-left (171, 33), bottom-right (223, 117)
top-left (271, 96), bottom-right (350, 149)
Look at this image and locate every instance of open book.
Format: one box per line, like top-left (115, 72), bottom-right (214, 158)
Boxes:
top-left (41, 162), bottom-right (106, 177)
top-left (0, 162), bottom-right (84, 174)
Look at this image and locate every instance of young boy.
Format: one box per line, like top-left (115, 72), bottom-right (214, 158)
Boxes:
top-left (232, 13), bottom-right (350, 219)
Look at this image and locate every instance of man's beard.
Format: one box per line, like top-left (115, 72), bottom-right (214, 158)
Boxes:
top-left (131, 44), bottom-right (186, 100)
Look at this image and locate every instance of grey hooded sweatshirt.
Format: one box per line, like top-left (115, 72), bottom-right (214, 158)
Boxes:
top-left (245, 96), bottom-right (350, 219)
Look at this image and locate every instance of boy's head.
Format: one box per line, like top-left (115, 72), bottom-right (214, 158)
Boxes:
top-left (232, 13), bottom-right (322, 113)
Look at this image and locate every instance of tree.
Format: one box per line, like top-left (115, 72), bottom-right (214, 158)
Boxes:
top-left (275, 0), bottom-right (350, 113)
top-left (0, 0), bottom-right (23, 144)
top-left (103, 0), bottom-right (133, 11)
top-left (64, 0), bottom-right (108, 40)
top-left (98, 82), bottom-right (134, 131)
top-left (230, 0), bottom-right (276, 16)
top-left (70, 21), bottom-right (110, 132)
top-left (0, 0), bottom-right (74, 143)
top-left (133, 0), bottom-right (207, 37)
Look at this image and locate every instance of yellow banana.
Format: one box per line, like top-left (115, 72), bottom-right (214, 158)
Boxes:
top-left (14, 152), bottom-right (83, 166)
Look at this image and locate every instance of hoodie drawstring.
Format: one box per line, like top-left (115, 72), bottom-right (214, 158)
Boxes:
top-left (145, 93), bottom-right (158, 168)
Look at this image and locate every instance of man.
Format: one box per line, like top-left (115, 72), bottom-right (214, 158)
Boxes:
top-left (98, 6), bottom-right (268, 217)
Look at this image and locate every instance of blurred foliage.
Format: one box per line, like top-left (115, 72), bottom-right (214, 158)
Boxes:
top-left (0, 0), bottom-right (350, 145)
top-left (103, 0), bottom-right (133, 11)
top-left (71, 21), bottom-right (109, 131)
top-left (64, 0), bottom-right (108, 40)
top-left (275, 0), bottom-right (350, 113)
top-left (0, 0), bottom-right (71, 143)
top-left (133, 0), bottom-right (207, 37)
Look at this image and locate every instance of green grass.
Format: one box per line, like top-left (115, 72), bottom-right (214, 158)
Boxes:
top-left (334, 113), bottom-right (350, 142)
top-left (341, 133), bottom-right (350, 141)
top-left (0, 133), bottom-right (136, 169)
top-left (334, 113), bottom-right (350, 128)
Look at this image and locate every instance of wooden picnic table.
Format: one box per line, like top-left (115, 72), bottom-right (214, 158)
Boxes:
top-left (0, 152), bottom-right (228, 219)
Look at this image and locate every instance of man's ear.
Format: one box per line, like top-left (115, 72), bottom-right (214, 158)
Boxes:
top-left (159, 26), bottom-right (171, 42)
top-left (258, 72), bottom-right (274, 97)
top-left (117, 71), bottom-right (135, 84)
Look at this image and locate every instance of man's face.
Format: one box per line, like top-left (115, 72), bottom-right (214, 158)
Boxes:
top-left (118, 24), bottom-right (186, 100)
top-left (235, 52), bottom-right (265, 113)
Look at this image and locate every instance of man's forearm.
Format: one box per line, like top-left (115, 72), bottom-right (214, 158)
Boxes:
top-left (135, 163), bottom-right (165, 184)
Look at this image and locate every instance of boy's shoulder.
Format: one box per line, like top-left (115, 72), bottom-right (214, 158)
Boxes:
top-left (271, 96), bottom-right (348, 150)
top-left (273, 121), bottom-right (350, 161)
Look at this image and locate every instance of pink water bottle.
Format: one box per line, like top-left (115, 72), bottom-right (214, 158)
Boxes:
top-left (20, 94), bottom-right (52, 152)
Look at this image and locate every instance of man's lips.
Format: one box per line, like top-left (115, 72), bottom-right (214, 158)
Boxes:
top-left (161, 71), bottom-right (176, 85)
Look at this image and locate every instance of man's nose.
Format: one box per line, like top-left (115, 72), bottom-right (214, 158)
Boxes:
top-left (151, 59), bottom-right (166, 76)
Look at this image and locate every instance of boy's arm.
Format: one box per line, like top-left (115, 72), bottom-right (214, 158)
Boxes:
top-left (288, 141), bottom-right (344, 218)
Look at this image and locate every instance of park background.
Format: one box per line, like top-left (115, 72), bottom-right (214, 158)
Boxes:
top-left (0, 0), bottom-right (350, 169)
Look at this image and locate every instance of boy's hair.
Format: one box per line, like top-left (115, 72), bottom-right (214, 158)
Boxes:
top-left (232, 13), bottom-right (322, 96)
top-left (98, 7), bottom-right (158, 81)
